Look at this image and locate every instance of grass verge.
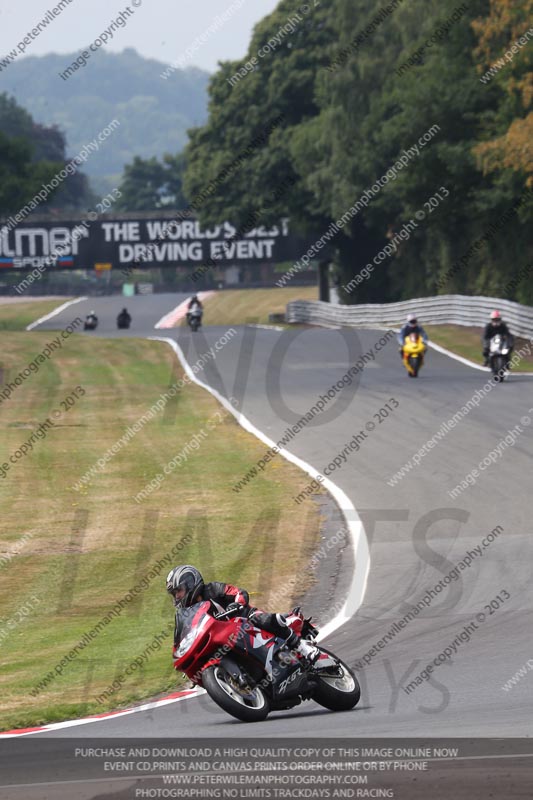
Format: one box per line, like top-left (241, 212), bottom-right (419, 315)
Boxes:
top-left (183, 286), bottom-right (318, 327)
top-left (0, 305), bottom-right (322, 731)
top-left (0, 299), bottom-right (71, 331)
top-left (426, 324), bottom-right (533, 372)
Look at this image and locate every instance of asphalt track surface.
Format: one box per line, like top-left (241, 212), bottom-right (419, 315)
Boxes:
top-left (5, 293), bottom-right (532, 794)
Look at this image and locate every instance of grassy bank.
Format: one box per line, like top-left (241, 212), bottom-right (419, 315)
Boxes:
top-left (426, 324), bottom-right (533, 372)
top-left (0, 304), bottom-right (321, 731)
top-left (184, 286), bottom-right (318, 326)
top-left (0, 299), bottom-right (71, 331)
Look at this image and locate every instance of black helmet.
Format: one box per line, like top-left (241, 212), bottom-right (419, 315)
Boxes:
top-left (166, 565), bottom-right (204, 609)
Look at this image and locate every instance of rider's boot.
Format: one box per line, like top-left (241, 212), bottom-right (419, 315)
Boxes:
top-left (284, 630), bottom-right (320, 664)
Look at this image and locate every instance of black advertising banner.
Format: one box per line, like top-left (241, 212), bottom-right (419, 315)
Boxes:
top-left (0, 215), bottom-right (316, 272)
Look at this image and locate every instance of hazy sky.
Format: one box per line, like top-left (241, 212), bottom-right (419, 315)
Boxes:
top-left (0, 0), bottom-right (280, 72)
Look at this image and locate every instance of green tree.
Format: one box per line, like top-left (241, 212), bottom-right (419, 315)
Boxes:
top-left (0, 94), bottom-right (63, 161)
top-left (116, 153), bottom-right (187, 211)
top-left (183, 0), bottom-right (533, 303)
top-left (0, 92), bottom-right (93, 212)
top-left (184, 0), bottom-right (334, 233)
top-left (472, 0), bottom-right (533, 189)
top-left (0, 132), bottom-right (61, 216)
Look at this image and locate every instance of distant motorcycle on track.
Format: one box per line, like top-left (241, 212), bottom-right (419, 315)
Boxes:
top-left (402, 332), bottom-right (426, 377)
top-left (173, 602), bottom-right (360, 722)
top-left (187, 307), bottom-right (203, 332)
top-left (117, 308), bottom-right (132, 329)
top-left (489, 334), bottom-right (512, 382)
top-left (84, 313), bottom-right (98, 331)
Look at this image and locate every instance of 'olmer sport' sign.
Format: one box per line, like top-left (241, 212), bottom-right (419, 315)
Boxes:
top-left (0, 213), bottom-right (315, 272)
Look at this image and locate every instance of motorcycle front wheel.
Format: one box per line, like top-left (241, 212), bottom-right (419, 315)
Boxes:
top-left (408, 356), bottom-right (419, 377)
top-left (312, 650), bottom-right (361, 711)
top-left (491, 356), bottom-right (506, 381)
top-left (202, 664), bottom-right (270, 722)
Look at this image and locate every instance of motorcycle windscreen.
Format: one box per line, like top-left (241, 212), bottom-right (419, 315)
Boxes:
top-left (174, 600), bottom-right (212, 648)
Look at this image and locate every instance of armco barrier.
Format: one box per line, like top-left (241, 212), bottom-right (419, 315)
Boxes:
top-left (286, 295), bottom-right (533, 339)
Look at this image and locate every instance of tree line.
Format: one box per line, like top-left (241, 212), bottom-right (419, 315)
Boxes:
top-left (2, 1), bottom-right (531, 304)
top-left (182, 0), bottom-right (533, 304)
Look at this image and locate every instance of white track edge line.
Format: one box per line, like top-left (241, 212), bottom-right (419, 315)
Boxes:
top-left (6, 328), bottom-right (370, 736)
top-left (426, 339), bottom-right (531, 376)
top-left (321, 323), bottom-right (531, 376)
top-left (25, 297), bottom-right (88, 331)
top-left (365, 324), bottom-right (530, 375)
top-left (152, 335), bottom-right (370, 641)
top-left (0, 691), bottom-right (202, 738)
top-left (248, 324), bottom-right (285, 331)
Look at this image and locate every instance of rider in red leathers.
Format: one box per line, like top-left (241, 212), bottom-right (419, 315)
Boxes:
top-left (166, 565), bottom-right (319, 662)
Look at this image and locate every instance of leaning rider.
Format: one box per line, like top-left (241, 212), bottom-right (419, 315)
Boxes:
top-left (166, 565), bottom-right (319, 662)
top-left (482, 310), bottom-right (514, 367)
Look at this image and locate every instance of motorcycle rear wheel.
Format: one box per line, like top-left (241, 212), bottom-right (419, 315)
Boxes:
top-left (202, 664), bottom-right (270, 722)
top-left (312, 650), bottom-right (361, 711)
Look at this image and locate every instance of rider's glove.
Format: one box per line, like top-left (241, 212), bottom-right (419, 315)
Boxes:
top-left (283, 630), bottom-right (300, 649)
top-left (226, 602), bottom-right (245, 616)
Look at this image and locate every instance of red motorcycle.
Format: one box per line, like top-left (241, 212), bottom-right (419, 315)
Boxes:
top-left (173, 601), bottom-right (360, 722)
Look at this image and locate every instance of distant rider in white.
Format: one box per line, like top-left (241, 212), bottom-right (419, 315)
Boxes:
top-left (482, 310), bottom-right (514, 368)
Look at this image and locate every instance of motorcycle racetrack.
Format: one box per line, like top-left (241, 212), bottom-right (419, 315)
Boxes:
top-left (2, 293), bottom-right (533, 797)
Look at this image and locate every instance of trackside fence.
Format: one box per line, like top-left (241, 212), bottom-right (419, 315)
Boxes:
top-left (286, 295), bottom-right (533, 339)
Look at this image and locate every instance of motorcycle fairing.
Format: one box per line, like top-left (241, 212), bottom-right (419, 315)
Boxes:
top-left (490, 335), bottom-right (510, 355)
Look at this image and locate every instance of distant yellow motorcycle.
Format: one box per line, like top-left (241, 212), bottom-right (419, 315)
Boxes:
top-left (402, 333), bottom-right (426, 378)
